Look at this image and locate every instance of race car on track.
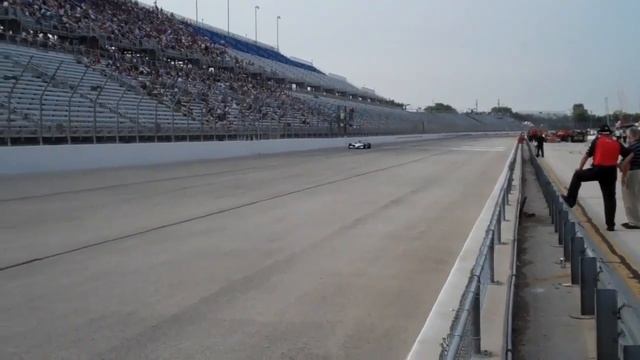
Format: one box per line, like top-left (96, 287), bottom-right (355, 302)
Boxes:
top-left (348, 141), bottom-right (372, 149)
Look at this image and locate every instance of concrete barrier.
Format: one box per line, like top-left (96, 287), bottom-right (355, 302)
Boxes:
top-left (0, 132), bottom-right (516, 174)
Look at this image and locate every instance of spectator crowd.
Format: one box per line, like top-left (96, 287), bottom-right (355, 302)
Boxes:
top-left (1, 0), bottom-right (333, 131)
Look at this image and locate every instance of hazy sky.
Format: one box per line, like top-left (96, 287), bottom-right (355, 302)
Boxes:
top-left (148, 0), bottom-right (640, 114)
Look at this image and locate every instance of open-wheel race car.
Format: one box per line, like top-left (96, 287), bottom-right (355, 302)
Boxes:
top-left (348, 141), bottom-right (372, 149)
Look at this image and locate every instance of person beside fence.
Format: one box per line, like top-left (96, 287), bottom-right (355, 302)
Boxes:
top-left (562, 124), bottom-right (630, 231)
top-left (621, 127), bottom-right (640, 230)
top-left (535, 132), bottom-right (545, 158)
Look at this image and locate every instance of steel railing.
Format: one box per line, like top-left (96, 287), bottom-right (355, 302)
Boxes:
top-left (436, 142), bottom-right (521, 359)
top-left (525, 140), bottom-right (640, 359)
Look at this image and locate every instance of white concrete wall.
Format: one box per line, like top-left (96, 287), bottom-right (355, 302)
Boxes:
top-left (0, 132), bottom-right (514, 174)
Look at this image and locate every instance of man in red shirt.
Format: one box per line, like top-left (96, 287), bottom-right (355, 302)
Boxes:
top-left (563, 124), bottom-right (630, 231)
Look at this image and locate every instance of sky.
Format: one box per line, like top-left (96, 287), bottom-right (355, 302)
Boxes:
top-left (147, 0), bottom-right (640, 115)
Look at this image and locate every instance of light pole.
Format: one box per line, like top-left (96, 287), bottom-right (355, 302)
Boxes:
top-left (605, 97), bottom-right (610, 126)
top-left (277, 16), bottom-right (281, 51)
top-left (227, 0), bottom-right (230, 35)
top-left (195, 0), bottom-right (198, 25)
top-left (254, 5), bottom-right (260, 43)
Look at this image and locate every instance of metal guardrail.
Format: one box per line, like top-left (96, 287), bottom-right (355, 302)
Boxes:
top-left (504, 143), bottom-right (525, 360)
top-left (437, 142), bottom-right (520, 359)
top-left (525, 140), bottom-right (640, 359)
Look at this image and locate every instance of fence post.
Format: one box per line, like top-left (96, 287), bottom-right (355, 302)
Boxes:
top-left (580, 257), bottom-right (598, 315)
top-left (170, 86), bottom-right (185, 143)
top-left (115, 88), bottom-right (127, 144)
top-left (67, 66), bottom-right (89, 145)
top-left (489, 230), bottom-right (496, 284)
top-left (495, 210), bottom-right (502, 245)
top-left (502, 191), bottom-right (507, 221)
top-left (135, 95), bottom-right (143, 143)
top-left (548, 186), bottom-right (555, 218)
top-left (93, 76), bottom-right (109, 144)
top-left (186, 107), bottom-right (191, 142)
top-left (624, 346), bottom-right (640, 359)
top-left (596, 289), bottom-right (619, 360)
top-left (559, 209), bottom-right (567, 245)
top-left (551, 195), bottom-right (557, 226)
top-left (472, 278), bottom-right (482, 354)
top-left (39, 61), bottom-right (63, 145)
top-left (563, 220), bottom-right (574, 262)
top-left (154, 101), bottom-right (159, 143)
top-left (7, 55), bottom-right (33, 146)
top-left (571, 236), bottom-right (585, 285)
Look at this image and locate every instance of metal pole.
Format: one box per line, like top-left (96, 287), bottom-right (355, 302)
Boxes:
top-left (93, 76), bottom-right (109, 144)
top-left (169, 79), bottom-right (183, 143)
top-left (39, 61), bottom-right (63, 145)
top-left (186, 107), bottom-right (191, 142)
top-left (67, 67), bottom-right (90, 144)
top-left (135, 95), bottom-right (143, 143)
top-left (571, 236), bottom-right (585, 285)
top-left (277, 16), bottom-right (281, 51)
top-left (580, 257), bottom-right (598, 316)
top-left (115, 88), bottom-right (127, 144)
top-left (254, 6), bottom-right (260, 43)
top-left (195, 0), bottom-right (198, 26)
top-left (596, 289), bottom-right (619, 359)
top-left (472, 278), bottom-right (482, 354)
top-left (154, 101), bottom-right (159, 142)
top-left (605, 97), bottom-right (610, 126)
top-left (227, 0), bottom-right (230, 36)
top-left (200, 109), bottom-right (204, 142)
top-left (489, 230), bottom-right (495, 283)
top-left (7, 55), bottom-right (33, 146)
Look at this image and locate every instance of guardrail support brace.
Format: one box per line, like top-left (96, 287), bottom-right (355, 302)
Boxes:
top-left (596, 289), bottom-right (619, 360)
top-left (489, 233), bottom-right (495, 283)
top-left (472, 280), bottom-right (482, 354)
top-left (623, 346), bottom-right (640, 359)
top-left (559, 209), bottom-right (567, 245)
top-left (495, 214), bottom-right (502, 245)
top-left (580, 257), bottom-right (597, 315)
top-left (571, 236), bottom-right (585, 285)
top-left (563, 220), bottom-right (574, 261)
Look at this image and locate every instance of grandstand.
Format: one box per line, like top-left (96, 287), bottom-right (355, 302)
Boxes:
top-left (0, 0), bottom-right (524, 145)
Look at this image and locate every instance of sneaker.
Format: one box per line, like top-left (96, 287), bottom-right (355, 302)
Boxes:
top-left (622, 223), bottom-right (640, 230)
top-left (607, 226), bottom-right (615, 232)
top-left (561, 195), bottom-right (575, 208)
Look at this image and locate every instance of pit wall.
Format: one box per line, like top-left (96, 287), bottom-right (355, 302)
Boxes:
top-left (0, 132), bottom-right (515, 174)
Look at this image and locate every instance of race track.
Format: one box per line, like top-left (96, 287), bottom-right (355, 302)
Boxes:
top-left (0, 136), bottom-right (513, 359)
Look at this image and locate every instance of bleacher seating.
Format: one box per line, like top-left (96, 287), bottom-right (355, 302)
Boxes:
top-left (0, 0), bottom-right (524, 144)
top-left (0, 44), bottom-right (194, 136)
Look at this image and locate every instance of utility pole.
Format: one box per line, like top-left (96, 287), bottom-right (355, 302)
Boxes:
top-left (195, 0), bottom-right (198, 26)
top-left (227, 0), bottom-right (230, 35)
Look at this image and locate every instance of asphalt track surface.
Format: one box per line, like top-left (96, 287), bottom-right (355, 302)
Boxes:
top-left (0, 137), bottom-right (513, 359)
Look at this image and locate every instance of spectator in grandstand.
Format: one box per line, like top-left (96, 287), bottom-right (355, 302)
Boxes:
top-left (621, 127), bottom-right (640, 229)
top-left (1, 0), bottom-right (333, 131)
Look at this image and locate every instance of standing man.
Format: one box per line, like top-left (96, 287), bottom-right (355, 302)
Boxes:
top-left (535, 132), bottom-right (545, 158)
top-left (621, 127), bottom-right (640, 229)
top-left (562, 124), bottom-right (630, 231)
